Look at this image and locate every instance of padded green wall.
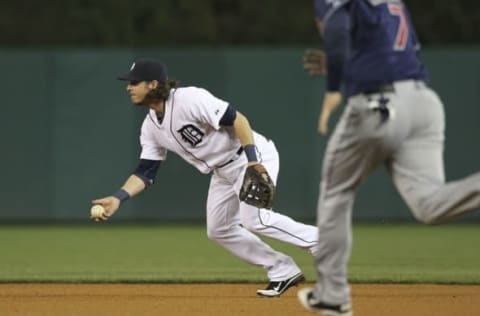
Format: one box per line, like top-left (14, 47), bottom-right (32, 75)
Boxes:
top-left (1, 48), bottom-right (479, 222)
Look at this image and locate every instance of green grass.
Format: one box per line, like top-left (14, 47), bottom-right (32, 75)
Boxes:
top-left (350, 224), bottom-right (480, 284)
top-left (0, 224), bottom-right (478, 284)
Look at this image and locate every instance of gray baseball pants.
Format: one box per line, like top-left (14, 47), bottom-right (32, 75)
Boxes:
top-left (314, 80), bottom-right (480, 304)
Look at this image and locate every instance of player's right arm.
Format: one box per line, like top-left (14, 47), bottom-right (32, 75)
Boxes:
top-left (91, 117), bottom-right (165, 221)
top-left (303, 0), bottom-right (328, 76)
top-left (317, 2), bottom-right (351, 134)
top-left (91, 159), bottom-right (162, 221)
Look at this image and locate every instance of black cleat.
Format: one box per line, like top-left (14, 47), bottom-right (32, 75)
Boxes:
top-left (297, 288), bottom-right (353, 315)
top-left (256, 273), bottom-right (305, 297)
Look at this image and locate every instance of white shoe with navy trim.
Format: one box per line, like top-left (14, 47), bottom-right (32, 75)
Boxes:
top-left (256, 273), bottom-right (305, 297)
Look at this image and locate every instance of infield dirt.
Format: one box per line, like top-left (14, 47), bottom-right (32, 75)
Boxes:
top-left (0, 283), bottom-right (479, 315)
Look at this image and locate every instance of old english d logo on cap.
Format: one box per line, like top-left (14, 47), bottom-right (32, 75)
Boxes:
top-left (118, 59), bottom-right (168, 82)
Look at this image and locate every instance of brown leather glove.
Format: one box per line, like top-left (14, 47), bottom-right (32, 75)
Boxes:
top-left (239, 164), bottom-right (275, 209)
top-left (303, 49), bottom-right (327, 76)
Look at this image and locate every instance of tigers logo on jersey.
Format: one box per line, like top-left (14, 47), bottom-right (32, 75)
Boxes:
top-left (177, 124), bottom-right (204, 147)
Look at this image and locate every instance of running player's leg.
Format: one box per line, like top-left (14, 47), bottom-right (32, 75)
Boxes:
top-left (391, 86), bottom-right (480, 224)
top-left (206, 174), bottom-right (301, 281)
top-left (313, 96), bottom-right (393, 305)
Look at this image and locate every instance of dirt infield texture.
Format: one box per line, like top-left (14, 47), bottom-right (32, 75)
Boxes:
top-left (0, 283), bottom-right (479, 316)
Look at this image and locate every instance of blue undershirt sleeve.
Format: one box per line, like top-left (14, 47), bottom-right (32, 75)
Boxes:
top-left (133, 159), bottom-right (162, 187)
top-left (219, 105), bottom-right (237, 126)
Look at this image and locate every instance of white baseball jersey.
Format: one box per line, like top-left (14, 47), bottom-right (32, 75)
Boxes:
top-left (137, 85), bottom-right (318, 282)
top-left (139, 86), bottom-right (243, 174)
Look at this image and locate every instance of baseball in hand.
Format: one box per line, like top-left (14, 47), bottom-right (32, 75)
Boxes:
top-left (90, 204), bottom-right (105, 219)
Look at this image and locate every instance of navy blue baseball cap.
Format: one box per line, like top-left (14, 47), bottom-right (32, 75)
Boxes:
top-left (117, 58), bottom-right (168, 82)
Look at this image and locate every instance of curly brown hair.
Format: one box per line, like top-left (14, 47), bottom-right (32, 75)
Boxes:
top-left (143, 79), bottom-right (180, 103)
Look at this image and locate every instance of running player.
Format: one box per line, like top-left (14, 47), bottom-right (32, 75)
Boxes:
top-left (298, 0), bottom-right (480, 315)
top-left (92, 58), bottom-right (317, 297)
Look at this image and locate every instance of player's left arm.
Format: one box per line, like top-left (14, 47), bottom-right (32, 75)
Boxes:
top-left (219, 105), bottom-right (258, 165)
top-left (232, 112), bottom-right (257, 165)
top-left (220, 106), bottom-right (275, 209)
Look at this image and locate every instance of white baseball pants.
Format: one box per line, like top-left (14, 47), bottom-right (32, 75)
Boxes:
top-left (206, 133), bottom-right (318, 281)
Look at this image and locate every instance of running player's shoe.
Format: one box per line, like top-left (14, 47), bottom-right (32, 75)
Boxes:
top-left (297, 288), bottom-right (353, 315)
top-left (256, 273), bottom-right (305, 297)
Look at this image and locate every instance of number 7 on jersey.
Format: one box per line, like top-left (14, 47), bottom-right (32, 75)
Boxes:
top-left (388, 4), bottom-right (409, 51)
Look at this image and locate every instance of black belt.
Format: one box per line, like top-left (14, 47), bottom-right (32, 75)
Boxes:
top-left (363, 84), bottom-right (395, 95)
top-left (363, 80), bottom-right (427, 95)
top-left (217, 147), bottom-right (244, 168)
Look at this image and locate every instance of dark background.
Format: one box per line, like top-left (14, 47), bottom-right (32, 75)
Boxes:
top-left (2, 0), bottom-right (479, 47)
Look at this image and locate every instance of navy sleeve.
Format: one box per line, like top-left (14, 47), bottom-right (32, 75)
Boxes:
top-left (314, 0), bottom-right (328, 19)
top-left (133, 159), bottom-right (162, 187)
top-left (323, 5), bottom-right (350, 92)
top-left (219, 105), bottom-right (237, 126)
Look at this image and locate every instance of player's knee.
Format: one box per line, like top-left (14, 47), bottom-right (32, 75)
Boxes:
top-left (206, 227), bottom-right (220, 240)
top-left (206, 226), bottom-right (231, 241)
top-left (411, 205), bottom-right (443, 225)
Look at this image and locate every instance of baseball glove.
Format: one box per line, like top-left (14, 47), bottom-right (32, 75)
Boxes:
top-left (239, 164), bottom-right (275, 209)
top-left (303, 49), bottom-right (327, 76)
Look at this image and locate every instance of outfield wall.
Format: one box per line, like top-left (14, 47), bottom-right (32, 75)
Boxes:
top-left (1, 48), bottom-right (479, 222)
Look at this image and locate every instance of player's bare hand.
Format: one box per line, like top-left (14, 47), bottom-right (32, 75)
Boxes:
top-left (303, 49), bottom-right (327, 76)
top-left (91, 196), bottom-right (120, 221)
top-left (318, 92), bottom-right (342, 135)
